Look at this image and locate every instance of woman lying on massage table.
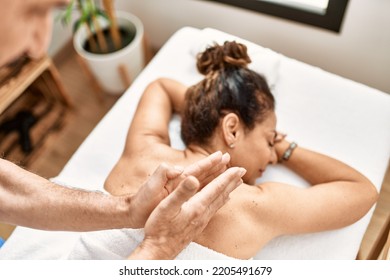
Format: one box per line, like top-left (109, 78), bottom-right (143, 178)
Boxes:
top-left (104, 41), bottom-right (378, 259)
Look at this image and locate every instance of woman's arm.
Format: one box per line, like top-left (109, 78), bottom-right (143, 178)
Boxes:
top-left (254, 140), bottom-right (378, 235)
top-left (125, 78), bottom-right (187, 150)
top-left (275, 140), bottom-right (376, 187)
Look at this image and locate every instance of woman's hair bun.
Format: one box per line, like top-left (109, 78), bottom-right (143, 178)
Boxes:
top-left (196, 41), bottom-right (251, 75)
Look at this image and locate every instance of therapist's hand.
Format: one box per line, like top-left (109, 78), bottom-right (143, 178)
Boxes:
top-left (128, 166), bottom-right (246, 260)
top-left (128, 151), bottom-right (230, 228)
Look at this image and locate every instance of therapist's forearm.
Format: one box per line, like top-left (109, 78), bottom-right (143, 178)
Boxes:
top-left (0, 159), bottom-right (133, 231)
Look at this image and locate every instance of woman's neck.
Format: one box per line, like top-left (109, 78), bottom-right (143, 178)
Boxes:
top-left (186, 144), bottom-right (215, 158)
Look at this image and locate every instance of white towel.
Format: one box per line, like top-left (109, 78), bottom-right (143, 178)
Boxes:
top-left (65, 228), bottom-right (237, 260)
top-left (0, 226), bottom-right (80, 260)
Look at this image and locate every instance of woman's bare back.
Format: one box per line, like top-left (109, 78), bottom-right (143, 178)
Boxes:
top-left (104, 145), bottom-right (275, 259)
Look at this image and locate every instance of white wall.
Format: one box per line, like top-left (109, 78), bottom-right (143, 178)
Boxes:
top-left (50, 0), bottom-right (390, 94)
top-left (48, 10), bottom-right (73, 56)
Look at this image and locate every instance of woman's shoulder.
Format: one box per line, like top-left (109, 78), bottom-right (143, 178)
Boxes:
top-left (198, 183), bottom-right (280, 258)
top-left (231, 182), bottom-right (295, 223)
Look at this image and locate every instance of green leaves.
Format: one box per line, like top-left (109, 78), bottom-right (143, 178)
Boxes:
top-left (58, 0), bottom-right (121, 54)
top-left (59, 0), bottom-right (110, 33)
top-left (59, 0), bottom-right (75, 26)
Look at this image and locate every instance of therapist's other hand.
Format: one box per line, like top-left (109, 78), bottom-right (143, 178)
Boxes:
top-left (128, 166), bottom-right (246, 260)
top-left (128, 151), bottom-right (230, 228)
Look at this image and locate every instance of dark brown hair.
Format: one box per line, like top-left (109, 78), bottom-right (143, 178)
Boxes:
top-left (181, 41), bottom-right (275, 146)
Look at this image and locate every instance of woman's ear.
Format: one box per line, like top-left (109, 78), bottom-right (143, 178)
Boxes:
top-left (222, 113), bottom-right (241, 148)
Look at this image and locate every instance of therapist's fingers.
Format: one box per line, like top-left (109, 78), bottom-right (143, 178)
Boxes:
top-left (138, 176), bottom-right (200, 259)
top-left (156, 176), bottom-right (200, 215)
top-left (196, 153), bottom-right (230, 188)
top-left (185, 167), bottom-right (245, 216)
top-left (153, 162), bottom-right (184, 182)
top-left (183, 151), bottom-right (223, 177)
top-left (163, 166), bottom-right (245, 216)
top-left (129, 163), bottom-right (185, 228)
top-left (140, 168), bottom-right (244, 259)
top-left (164, 151), bottom-right (226, 193)
top-left (144, 162), bottom-right (184, 195)
top-left (183, 151), bottom-right (231, 188)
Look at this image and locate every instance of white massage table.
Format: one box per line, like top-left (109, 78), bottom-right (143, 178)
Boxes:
top-left (1, 27), bottom-right (389, 260)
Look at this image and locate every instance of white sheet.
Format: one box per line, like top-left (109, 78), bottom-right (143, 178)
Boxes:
top-left (66, 228), bottom-right (236, 260)
top-left (1, 27), bottom-right (389, 260)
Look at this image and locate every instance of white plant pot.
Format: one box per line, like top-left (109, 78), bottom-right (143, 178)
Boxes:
top-left (73, 11), bottom-right (145, 95)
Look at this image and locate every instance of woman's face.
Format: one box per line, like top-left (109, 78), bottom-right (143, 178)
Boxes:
top-left (230, 112), bottom-right (278, 185)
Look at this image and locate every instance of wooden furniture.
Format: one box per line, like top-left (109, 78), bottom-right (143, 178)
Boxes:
top-left (361, 215), bottom-right (390, 260)
top-left (0, 56), bottom-right (71, 114)
top-left (0, 56), bottom-right (71, 166)
top-left (382, 221), bottom-right (390, 260)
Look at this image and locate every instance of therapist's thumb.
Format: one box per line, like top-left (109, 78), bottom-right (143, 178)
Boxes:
top-left (163, 176), bottom-right (199, 211)
top-left (149, 163), bottom-right (184, 188)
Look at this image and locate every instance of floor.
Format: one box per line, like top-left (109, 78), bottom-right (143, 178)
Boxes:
top-left (26, 56), bottom-right (119, 179)
top-left (0, 45), bottom-right (389, 259)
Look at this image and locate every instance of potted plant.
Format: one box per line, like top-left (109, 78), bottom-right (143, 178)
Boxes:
top-left (61, 0), bottom-right (145, 94)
